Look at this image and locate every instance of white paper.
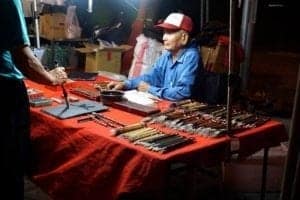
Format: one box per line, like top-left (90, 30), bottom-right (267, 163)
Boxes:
top-left (124, 90), bottom-right (159, 106)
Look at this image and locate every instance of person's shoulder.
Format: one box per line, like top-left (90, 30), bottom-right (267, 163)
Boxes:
top-left (184, 44), bottom-right (200, 57)
top-left (156, 50), bottom-right (171, 61)
top-left (0, 0), bottom-right (21, 14)
top-left (186, 41), bottom-right (200, 50)
top-left (160, 49), bottom-right (171, 56)
top-left (179, 45), bottom-right (200, 63)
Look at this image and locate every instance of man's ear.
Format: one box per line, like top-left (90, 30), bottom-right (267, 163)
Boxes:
top-left (181, 31), bottom-right (189, 46)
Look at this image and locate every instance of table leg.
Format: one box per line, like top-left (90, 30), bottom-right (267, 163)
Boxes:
top-left (260, 147), bottom-right (269, 200)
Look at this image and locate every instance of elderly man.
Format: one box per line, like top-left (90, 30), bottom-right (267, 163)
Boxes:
top-left (108, 13), bottom-right (202, 101)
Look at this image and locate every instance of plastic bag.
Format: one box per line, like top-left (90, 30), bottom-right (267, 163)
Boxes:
top-left (65, 5), bottom-right (82, 39)
top-left (128, 34), bottom-right (163, 78)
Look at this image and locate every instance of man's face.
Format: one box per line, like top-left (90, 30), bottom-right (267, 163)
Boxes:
top-left (162, 30), bottom-right (188, 54)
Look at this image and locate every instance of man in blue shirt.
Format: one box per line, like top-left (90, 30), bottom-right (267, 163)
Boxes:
top-left (108, 13), bottom-right (202, 101)
top-left (0, 1), bottom-right (67, 199)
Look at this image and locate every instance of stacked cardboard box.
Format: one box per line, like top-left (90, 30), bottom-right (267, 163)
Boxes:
top-left (39, 13), bottom-right (67, 40)
top-left (76, 43), bottom-right (131, 73)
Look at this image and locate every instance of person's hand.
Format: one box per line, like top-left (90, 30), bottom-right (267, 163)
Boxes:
top-left (107, 81), bottom-right (125, 90)
top-left (49, 67), bottom-right (68, 85)
top-left (137, 81), bottom-right (150, 92)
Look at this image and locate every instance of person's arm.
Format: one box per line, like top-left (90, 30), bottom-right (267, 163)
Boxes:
top-left (148, 51), bottom-right (200, 101)
top-left (12, 45), bottom-right (67, 85)
top-left (124, 55), bottom-right (165, 90)
top-left (3, 1), bottom-right (66, 85)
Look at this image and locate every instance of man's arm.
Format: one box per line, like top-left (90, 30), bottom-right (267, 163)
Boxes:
top-left (148, 51), bottom-right (200, 101)
top-left (12, 45), bottom-right (67, 85)
top-left (124, 55), bottom-right (165, 90)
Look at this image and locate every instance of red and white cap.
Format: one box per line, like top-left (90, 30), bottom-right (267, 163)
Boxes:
top-left (155, 13), bottom-right (193, 33)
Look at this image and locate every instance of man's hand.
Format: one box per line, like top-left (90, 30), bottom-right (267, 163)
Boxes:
top-left (107, 81), bottom-right (125, 90)
top-left (48, 67), bottom-right (68, 85)
top-left (137, 81), bottom-right (150, 92)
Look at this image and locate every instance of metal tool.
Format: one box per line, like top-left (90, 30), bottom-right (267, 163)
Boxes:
top-left (61, 84), bottom-right (70, 109)
top-left (92, 113), bottom-right (125, 128)
top-left (111, 122), bottom-right (145, 136)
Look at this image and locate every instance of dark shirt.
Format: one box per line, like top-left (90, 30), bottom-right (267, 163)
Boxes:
top-left (0, 0), bottom-right (30, 80)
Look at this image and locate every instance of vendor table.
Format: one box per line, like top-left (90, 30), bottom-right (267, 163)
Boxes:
top-left (25, 79), bottom-right (287, 200)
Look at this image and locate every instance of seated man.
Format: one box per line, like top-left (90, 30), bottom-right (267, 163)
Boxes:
top-left (108, 13), bottom-right (202, 101)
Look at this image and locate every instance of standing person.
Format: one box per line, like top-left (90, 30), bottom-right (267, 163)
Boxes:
top-left (0, 0), bottom-right (67, 199)
top-left (108, 13), bottom-right (202, 101)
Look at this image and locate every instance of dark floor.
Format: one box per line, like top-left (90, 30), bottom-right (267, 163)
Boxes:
top-left (24, 172), bottom-right (283, 200)
top-left (24, 177), bottom-right (282, 200)
top-left (24, 177), bottom-right (51, 200)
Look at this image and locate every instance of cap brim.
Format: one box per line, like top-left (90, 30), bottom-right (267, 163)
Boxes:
top-left (154, 23), bottom-right (180, 31)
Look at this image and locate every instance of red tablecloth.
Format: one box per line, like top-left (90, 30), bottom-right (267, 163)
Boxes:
top-left (26, 80), bottom-right (287, 200)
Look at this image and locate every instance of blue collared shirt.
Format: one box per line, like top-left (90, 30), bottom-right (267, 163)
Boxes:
top-left (124, 42), bottom-right (201, 101)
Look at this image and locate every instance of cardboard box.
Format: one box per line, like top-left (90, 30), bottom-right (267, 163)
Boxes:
top-left (201, 36), bottom-right (244, 73)
top-left (39, 13), bottom-right (67, 40)
top-left (76, 43), bottom-right (132, 73)
top-left (201, 44), bottom-right (228, 73)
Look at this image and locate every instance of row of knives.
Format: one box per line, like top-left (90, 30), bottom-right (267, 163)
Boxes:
top-left (142, 100), bottom-right (270, 137)
top-left (112, 124), bottom-right (193, 153)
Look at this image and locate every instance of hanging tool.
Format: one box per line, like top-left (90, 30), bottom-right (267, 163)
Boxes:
top-left (61, 84), bottom-right (70, 109)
